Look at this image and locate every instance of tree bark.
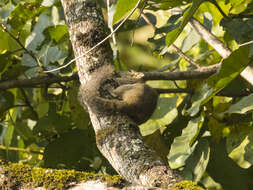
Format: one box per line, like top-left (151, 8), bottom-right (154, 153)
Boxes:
top-left (60, 0), bottom-right (182, 188)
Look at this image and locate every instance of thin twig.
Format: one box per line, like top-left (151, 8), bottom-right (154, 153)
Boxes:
top-left (0, 24), bottom-right (41, 67)
top-left (239, 40), bottom-right (253, 47)
top-left (0, 145), bottom-right (43, 155)
top-left (190, 18), bottom-right (253, 85)
top-left (44, 0), bottom-right (142, 73)
top-left (171, 44), bottom-right (200, 68)
top-left (0, 73), bottom-right (78, 90)
top-left (189, 18), bottom-right (231, 58)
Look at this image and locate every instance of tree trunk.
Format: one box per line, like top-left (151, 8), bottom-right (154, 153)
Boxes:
top-left (60, 0), bottom-right (182, 188)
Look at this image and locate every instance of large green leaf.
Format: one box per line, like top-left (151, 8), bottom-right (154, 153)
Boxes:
top-left (230, 0), bottom-right (252, 14)
top-left (139, 97), bottom-right (178, 136)
top-left (187, 45), bottom-right (251, 116)
top-left (168, 115), bottom-right (204, 168)
top-left (222, 94), bottom-right (253, 115)
top-left (38, 44), bottom-right (66, 67)
top-left (207, 46), bottom-right (250, 99)
top-left (245, 133), bottom-right (253, 165)
top-left (113, 0), bottom-right (139, 25)
top-left (227, 125), bottom-right (253, 168)
top-left (166, 0), bottom-right (205, 47)
top-left (33, 114), bottom-right (72, 138)
top-left (181, 138), bottom-right (210, 182)
top-left (221, 17), bottom-right (253, 44)
top-left (25, 14), bottom-right (51, 52)
top-left (44, 129), bottom-right (99, 170)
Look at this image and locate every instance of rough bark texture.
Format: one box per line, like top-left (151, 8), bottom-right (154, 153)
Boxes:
top-left (60, 0), bottom-right (182, 188)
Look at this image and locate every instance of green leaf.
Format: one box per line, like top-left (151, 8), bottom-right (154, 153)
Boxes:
top-left (186, 84), bottom-right (212, 117)
top-left (25, 14), bottom-right (51, 52)
top-left (168, 115), bottom-right (204, 168)
top-left (4, 124), bottom-right (14, 148)
top-left (68, 85), bottom-right (90, 129)
top-left (36, 102), bottom-right (49, 118)
top-left (21, 108), bottom-right (38, 120)
top-left (15, 122), bottom-right (36, 145)
top-left (166, 0), bottom-right (205, 47)
top-left (33, 114), bottom-right (72, 138)
top-left (230, 0), bottom-right (252, 14)
top-left (146, 0), bottom-right (191, 10)
top-left (47, 25), bottom-right (68, 42)
top-left (221, 17), bottom-right (253, 44)
top-left (187, 45), bottom-right (251, 116)
top-left (21, 53), bottom-right (38, 67)
top-left (8, 1), bottom-right (43, 31)
top-left (4, 108), bottom-right (19, 149)
top-left (44, 129), bottom-right (98, 169)
top-left (113, 0), bottom-right (139, 25)
top-left (40, 45), bottom-right (66, 66)
top-left (139, 97), bottom-right (178, 136)
top-left (245, 133), bottom-right (253, 165)
top-left (182, 138), bottom-right (210, 182)
top-left (207, 46), bottom-right (250, 98)
top-left (227, 126), bottom-right (253, 168)
top-left (222, 94), bottom-right (253, 115)
top-left (181, 29), bottom-right (201, 52)
top-left (0, 29), bottom-right (20, 52)
top-left (0, 91), bottom-right (14, 115)
top-left (0, 54), bottom-right (11, 75)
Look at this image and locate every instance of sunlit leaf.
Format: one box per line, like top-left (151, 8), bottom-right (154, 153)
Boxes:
top-left (47, 25), bottom-right (68, 42)
top-left (139, 97), bottom-right (178, 136)
top-left (168, 115), bottom-right (204, 168)
top-left (166, 0), bottom-right (205, 47)
top-left (4, 108), bottom-right (19, 149)
top-left (187, 45), bottom-right (251, 116)
top-left (113, 0), bottom-right (139, 25)
top-left (222, 94), bottom-right (253, 115)
top-left (181, 29), bottom-right (201, 52)
top-left (227, 125), bottom-right (253, 168)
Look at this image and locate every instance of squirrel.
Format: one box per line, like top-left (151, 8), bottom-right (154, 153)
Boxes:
top-left (79, 75), bottom-right (158, 125)
top-left (109, 83), bottom-right (158, 124)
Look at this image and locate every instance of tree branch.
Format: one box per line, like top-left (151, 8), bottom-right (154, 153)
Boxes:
top-left (0, 74), bottom-right (78, 89)
top-left (0, 66), bottom-right (217, 90)
top-left (190, 18), bottom-right (253, 85)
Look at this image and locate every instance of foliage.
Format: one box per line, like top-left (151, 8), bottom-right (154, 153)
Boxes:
top-left (0, 0), bottom-right (253, 189)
